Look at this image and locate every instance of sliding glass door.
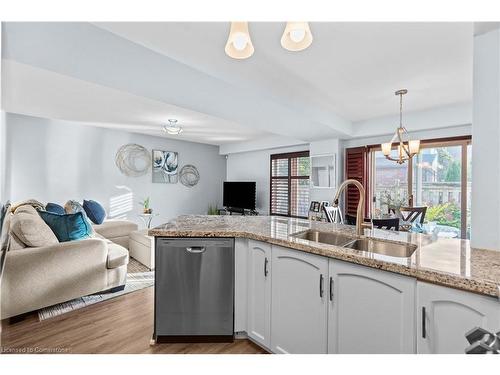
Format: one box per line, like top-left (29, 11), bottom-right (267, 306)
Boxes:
top-left (370, 138), bottom-right (471, 239)
top-left (372, 150), bottom-right (409, 216)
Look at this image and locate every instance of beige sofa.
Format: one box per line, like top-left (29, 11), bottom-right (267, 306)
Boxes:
top-left (0, 210), bottom-right (138, 319)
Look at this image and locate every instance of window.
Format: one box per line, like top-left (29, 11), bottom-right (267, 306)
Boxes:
top-left (270, 151), bottom-right (310, 218)
top-left (370, 136), bottom-right (472, 239)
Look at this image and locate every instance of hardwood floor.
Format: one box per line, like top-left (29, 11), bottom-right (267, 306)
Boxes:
top-left (1, 287), bottom-right (266, 354)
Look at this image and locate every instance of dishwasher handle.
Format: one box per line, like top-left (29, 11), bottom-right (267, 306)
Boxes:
top-left (186, 246), bottom-right (206, 254)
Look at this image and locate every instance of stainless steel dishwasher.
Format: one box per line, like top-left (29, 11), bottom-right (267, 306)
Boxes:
top-left (154, 238), bottom-right (234, 342)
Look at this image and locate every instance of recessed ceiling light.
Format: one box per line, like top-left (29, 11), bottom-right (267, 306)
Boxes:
top-left (163, 119), bottom-right (183, 135)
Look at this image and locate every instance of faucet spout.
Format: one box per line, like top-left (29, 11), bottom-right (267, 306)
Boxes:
top-left (332, 179), bottom-right (366, 236)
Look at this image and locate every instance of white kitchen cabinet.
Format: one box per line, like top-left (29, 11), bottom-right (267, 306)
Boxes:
top-left (270, 245), bottom-right (328, 354)
top-left (328, 259), bottom-right (416, 354)
top-left (417, 282), bottom-right (500, 354)
top-left (246, 240), bottom-right (272, 349)
top-left (234, 238), bottom-right (248, 333)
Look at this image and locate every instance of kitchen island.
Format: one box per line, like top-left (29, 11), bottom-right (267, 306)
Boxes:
top-left (150, 215), bottom-right (500, 354)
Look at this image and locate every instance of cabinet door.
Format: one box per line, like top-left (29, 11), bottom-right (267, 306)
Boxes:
top-left (271, 245), bottom-right (328, 354)
top-left (417, 282), bottom-right (500, 354)
top-left (328, 259), bottom-right (416, 354)
top-left (247, 240), bottom-right (272, 348)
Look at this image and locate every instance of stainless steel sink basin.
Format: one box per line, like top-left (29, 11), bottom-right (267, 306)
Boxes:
top-left (343, 238), bottom-right (418, 258)
top-left (290, 230), bottom-right (355, 247)
top-left (290, 229), bottom-right (417, 258)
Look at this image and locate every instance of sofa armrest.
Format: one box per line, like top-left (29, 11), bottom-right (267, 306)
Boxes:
top-left (93, 220), bottom-right (138, 239)
top-left (1, 239), bottom-right (110, 318)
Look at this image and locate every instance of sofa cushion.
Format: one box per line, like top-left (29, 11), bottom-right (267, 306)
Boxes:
top-left (45, 202), bottom-right (66, 215)
top-left (38, 211), bottom-right (93, 242)
top-left (93, 220), bottom-right (138, 239)
top-left (130, 229), bottom-right (153, 247)
top-left (83, 200), bottom-right (106, 225)
top-left (107, 243), bottom-right (129, 269)
top-left (10, 206), bottom-right (59, 248)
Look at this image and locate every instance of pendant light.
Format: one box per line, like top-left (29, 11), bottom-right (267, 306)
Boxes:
top-left (381, 89), bottom-right (420, 164)
top-left (163, 119), bottom-right (183, 135)
top-left (281, 22), bottom-right (313, 51)
top-left (225, 22), bottom-right (254, 59)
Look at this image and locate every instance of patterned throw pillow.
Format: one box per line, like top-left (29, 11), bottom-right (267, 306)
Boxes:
top-left (64, 200), bottom-right (95, 236)
top-left (83, 200), bottom-right (106, 225)
top-left (64, 200), bottom-right (85, 214)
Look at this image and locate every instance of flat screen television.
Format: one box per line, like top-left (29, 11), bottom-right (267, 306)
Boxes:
top-left (223, 181), bottom-right (256, 210)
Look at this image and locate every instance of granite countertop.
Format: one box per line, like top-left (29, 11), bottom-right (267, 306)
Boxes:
top-left (149, 215), bottom-right (500, 299)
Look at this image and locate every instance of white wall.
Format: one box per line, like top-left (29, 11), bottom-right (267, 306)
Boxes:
top-left (471, 29), bottom-right (500, 251)
top-left (226, 145), bottom-right (309, 214)
top-left (0, 112), bottom-right (5, 204)
top-left (4, 113), bottom-right (226, 228)
top-left (0, 23), bottom-right (5, 204)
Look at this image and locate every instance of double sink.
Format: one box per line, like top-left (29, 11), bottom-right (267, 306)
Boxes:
top-left (291, 229), bottom-right (417, 258)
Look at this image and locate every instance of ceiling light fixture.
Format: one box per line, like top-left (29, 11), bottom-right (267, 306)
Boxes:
top-left (225, 22), bottom-right (254, 59)
top-left (281, 22), bottom-right (313, 51)
top-left (381, 89), bottom-right (420, 164)
top-left (163, 119), bottom-right (183, 135)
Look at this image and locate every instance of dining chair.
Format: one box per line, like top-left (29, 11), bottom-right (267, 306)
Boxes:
top-left (345, 214), bottom-right (357, 226)
top-left (372, 217), bottom-right (400, 231)
top-left (323, 206), bottom-right (343, 223)
top-left (347, 214), bottom-right (399, 231)
top-left (390, 206), bottom-right (427, 224)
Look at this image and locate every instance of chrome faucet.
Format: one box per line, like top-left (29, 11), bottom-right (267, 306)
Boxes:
top-left (332, 179), bottom-right (366, 236)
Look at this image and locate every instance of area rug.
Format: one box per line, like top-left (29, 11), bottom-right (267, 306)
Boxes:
top-left (38, 259), bottom-right (154, 321)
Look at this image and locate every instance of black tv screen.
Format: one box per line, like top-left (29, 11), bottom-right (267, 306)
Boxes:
top-left (223, 182), bottom-right (256, 210)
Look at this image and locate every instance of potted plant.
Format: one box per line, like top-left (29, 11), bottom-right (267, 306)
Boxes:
top-left (207, 204), bottom-right (219, 215)
top-left (140, 197), bottom-right (152, 214)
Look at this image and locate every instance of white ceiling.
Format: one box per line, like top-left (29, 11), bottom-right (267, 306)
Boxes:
top-left (1, 22), bottom-right (474, 148)
top-left (95, 22), bottom-right (473, 121)
top-left (2, 60), bottom-right (267, 145)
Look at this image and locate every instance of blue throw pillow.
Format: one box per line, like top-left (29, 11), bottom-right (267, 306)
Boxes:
top-left (38, 210), bottom-right (93, 242)
top-left (83, 200), bottom-right (106, 225)
top-left (45, 202), bottom-right (65, 215)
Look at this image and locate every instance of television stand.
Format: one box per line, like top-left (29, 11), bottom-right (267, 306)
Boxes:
top-left (223, 207), bottom-right (258, 216)
top-left (226, 207), bottom-right (245, 215)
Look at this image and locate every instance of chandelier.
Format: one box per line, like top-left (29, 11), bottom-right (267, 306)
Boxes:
top-left (381, 89), bottom-right (420, 164)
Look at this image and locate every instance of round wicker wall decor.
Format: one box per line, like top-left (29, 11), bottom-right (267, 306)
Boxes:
top-left (179, 164), bottom-right (200, 187)
top-left (115, 144), bottom-right (151, 177)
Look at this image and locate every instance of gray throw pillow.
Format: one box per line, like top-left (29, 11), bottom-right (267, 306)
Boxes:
top-left (10, 205), bottom-right (59, 248)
